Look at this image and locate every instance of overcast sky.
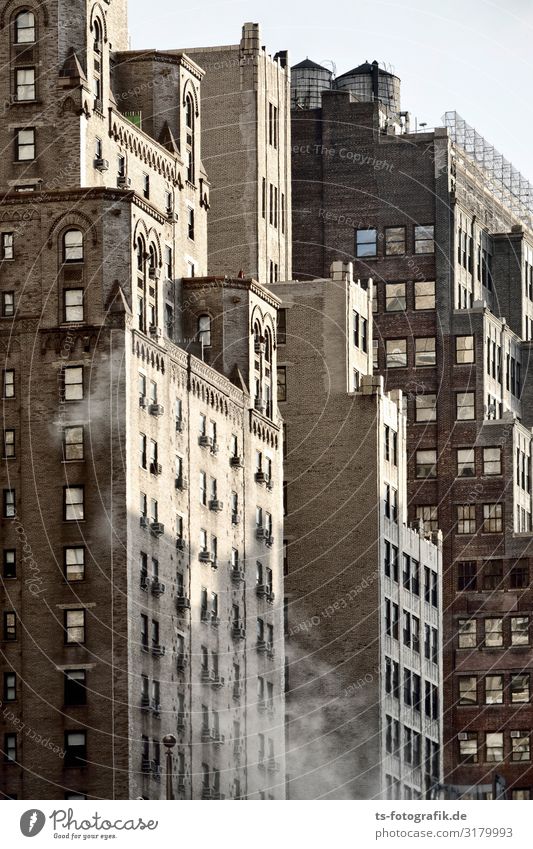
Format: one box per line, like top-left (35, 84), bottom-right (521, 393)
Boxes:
top-left (129, 0), bottom-right (533, 179)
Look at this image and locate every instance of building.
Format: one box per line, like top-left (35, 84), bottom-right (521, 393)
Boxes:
top-left (0, 0), bottom-right (285, 800)
top-left (290, 61), bottom-right (533, 798)
top-left (271, 262), bottom-right (442, 799)
top-left (179, 23), bottom-right (292, 286)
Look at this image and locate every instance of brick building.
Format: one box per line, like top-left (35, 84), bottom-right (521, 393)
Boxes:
top-left (271, 262), bottom-right (442, 799)
top-left (290, 61), bottom-right (533, 798)
top-left (179, 23), bottom-right (292, 286)
top-left (0, 0), bottom-right (285, 800)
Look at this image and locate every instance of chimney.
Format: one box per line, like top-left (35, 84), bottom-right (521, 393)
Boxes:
top-left (241, 23), bottom-right (261, 57)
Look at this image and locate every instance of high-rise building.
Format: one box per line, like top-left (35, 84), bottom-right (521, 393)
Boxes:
top-left (179, 24), bottom-right (292, 286)
top-left (290, 62), bottom-right (533, 799)
top-left (0, 0), bottom-right (285, 800)
top-left (271, 262), bottom-right (443, 799)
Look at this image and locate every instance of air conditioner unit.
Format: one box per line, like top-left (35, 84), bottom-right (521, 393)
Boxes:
top-left (148, 403), bottom-right (164, 416)
top-left (458, 732), bottom-right (468, 741)
top-left (151, 762), bottom-right (162, 778)
top-left (266, 479), bottom-right (274, 491)
top-left (149, 326), bottom-right (162, 340)
top-left (257, 639), bottom-right (267, 653)
top-left (231, 513), bottom-right (241, 525)
top-left (255, 470), bottom-right (267, 484)
top-left (141, 756), bottom-right (151, 774)
top-left (168, 211), bottom-right (179, 223)
top-left (175, 537), bottom-right (186, 552)
top-left (117, 175), bottom-right (132, 188)
top-left (254, 340), bottom-right (265, 354)
top-left (510, 731), bottom-right (523, 738)
top-left (212, 675), bottom-right (225, 689)
top-left (266, 535), bottom-right (274, 548)
top-left (209, 499), bottom-right (224, 512)
top-left (254, 398), bottom-right (266, 413)
top-left (233, 624), bottom-right (246, 640)
top-left (266, 642), bottom-right (275, 657)
top-left (151, 701), bottom-right (161, 716)
top-left (175, 418), bottom-right (184, 433)
top-left (140, 695), bottom-right (150, 709)
top-left (230, 455), bottom-right (243, 468)
top-left (201, 669), bottom-right (215, 684)
top-left (151, 580), bottom-right (165, 596)
top-left (175, 476), bottom-right (188, 491)
top-left (176, 654), bottom-right (188, 671)
top-left (139, 516), bottom-right (149, 529)
top-left (176, 712), bottom-right (186, 731)
top-left (140, 573), bottom-right (151, 591)
top-left (231, 568), bottom-right (245, 584)
top-left (200, 608), bottom-right (211, 623)
top-left (199, 550), bottom-right (212, 564)
top-left (198, 435), bottom-right (213, 448)
top-left (94, 157), bottom-right (109, 172)
top-left (256, 527), bottom-right (269, 540)
top-left (213, 731), bottom-right (225, 743)
top-left (150, 461), bottom-right (162, 476)
top-left (150, 521), bottom-right (165, 537)
top-left (139, 395), bottom-right (147, 409)
top-left (152, 644), bottom-right (165, 657)
top-left (176, 595), bottom-right (190, 611)
top-left (149, 267), bottom-right (160, 280)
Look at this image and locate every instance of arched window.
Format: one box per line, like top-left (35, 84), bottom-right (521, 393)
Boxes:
top-left (149, 244), bottom-right (157, 274)
top-left (264, 328), bottom-right (272, 363)
top-left (93, 20), bottom-right (102, 53)
top-left (14, 10), bottom-right (35, 44)
top-left (198, 314), bottom-right (211, 348)
top-left (136, 237), bottom-right (145, 273)
top-left (63, 229), bottom-right (84, 263)
top-left (185, 94), bottom-right (195, 183)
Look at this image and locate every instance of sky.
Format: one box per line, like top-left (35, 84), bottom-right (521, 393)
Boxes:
top-left (128, 0), bottom-right (533, 179)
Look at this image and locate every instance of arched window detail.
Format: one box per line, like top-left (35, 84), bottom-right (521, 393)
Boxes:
top-left (149, 244), bottom-right (157, 273)
top-left (136, 237), bottom-right (145, 273)
top-left (147, 245), bottom-right (158, 332)
top-left (93, 19), bottom-right (102, 53)
top-left (264, 329), bottom-right (273, 418)
top-left (198, 314), bottom-right (211, 348)
top-left (136, 237), bottom-right (146, 333)
top-left (185, 94), bottom-right (195, 183)
top-left (63, 229), bottom-right (84, 263)
top-left (14, 10), bottom-right (35, 44)
top-left (92, 19), bottom-right (103, 109)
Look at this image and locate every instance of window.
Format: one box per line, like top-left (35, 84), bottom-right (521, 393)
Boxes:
top-left (277, 366), bottom-right (287, 401)
top-left (64, 289), bottom-right (84, 323)
top-left (3, 612), bottom-right (16, 641)
top-left (4, 733), bottom-right (17, 763)
top-left (355, 228), bottom-right (377, 258)
top-left (458, 733), bottom-right (478, 763)
top-left (457, 561), bottom-right (477, 591)
top-left (416, 505), bottom-right (438, 533)
top-left (483, 503), bottom-right (502, 533)
top-left (143, 173), bottom-right (150, 199)
top-left (485, 732), bottom-right (503, 763)
top-left (65, 731), bottom-right (87, 768)
top-left (485, 675), bottom-right (504, 704)
top-left (456, 392), bottom-right (475, 420)
top-left (15, 68), bottom-right (35, 101)
top-left (2, 292), bottom-right (14, 317)
top-left (511, 616), bottom-right (529, 646)
top-left (510, 673), bottom-right (530, 703)
top-left (386, 339), bottom-right (407, 368)
top-left (62, 229), bottom-right (84, 265)
top-left (458, 676), bottom-right (477, 705)
top-left (63, 426), bottom-right (84, 461)
top-left (385, 226), bottom-right (405, 255)
top-left (483, 447), bottom-right (501, 476)
top-left (415, 394), bottom-right (436, 422)
top-left (415, 449), bottom-right (437, 479)
top-left (483, 559), bottom-right (503, 591)
top-left (277, 309), bottom-right (287, 345)
top-left (458, 619), bottom-right (476, 648)
top-left (3, 672), bottom-right (16, 701)
top-left (14, 11), bottom-right (35, 43)
top-left (415, 337), bottom-right (436, 366)
top-left (65, 547), bottom-right (85, 582)
top-left (197, 314), bottom-right (211, 347)
top-left (3, 550), bottom-right (16, 579)
top-left (385, 282), bottom-right (406, 311)
top-left (64, 486), bottom-right (84, 522)
top-left (187, 208), bottom-right (195, 240)
top-left (3, 369), bottom-right (14, 398)
top-left (3, 429), bottom-right (15, 459)
top-left (456, 335), bottom-right (474, 364)
top-left (511, 733), bottom-right (530, 762)
top-left (64, 670), bottom-right (86, 706)
top-left (485, 618), bottom-right (503, 647)
top-left (511, 562), bottom-right (529, 589)
top-left (414, 280), bottom-right (435, 310)
top-left (65, 609), bottom-right (85, 644)
top-left (414, 224), bottom-right (435, 254)
top-left (15, 127), bottom-right (35, 161)
top-left (457, 448), bottom-right (475, 477)
top-left (63, 366), bottom-right (83, 400)
top-left (3, 489), bottom-right (15, 518)
top-left (457, 504), bottom-right (475, 535)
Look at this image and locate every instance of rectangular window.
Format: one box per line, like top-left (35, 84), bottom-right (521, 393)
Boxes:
top-left (458, 676), bottom-right (477, 705)
top-left (415, 337), bottom-right (436, 366)
top-left (458, 619), bottom-right (476, 648)
top-left (385, 282), bottom-right (406, 312)
top-left (63, 426), bottom-right (84, 461)
top-left (510, 673), bottom-right (530, 703)
top-left (511, 733), bottom-right (530, 762)
top-left (63, 366), bottom-right (83, 401)
top-left (416, 505), bottom-right (438, 533)
top-left (4, 733), bottom-right (17, 762)
top-left (2, 233), bottom-right (13, 260)
top-left (187, 208), bottom-right (194, 240)
top-left (458, 733), bottom-right (478, 764)
top-left (485, 674), bottom-right (504, 704)
top-left (2, 292), bottom-right (15, 317)
top-left (277, 366), bottom-right (287, 402)
top-left (483, 559), bottom-right (503, 590)
top-left (277, 309), bottom-right (287, 345)
top-left (65, 731), bottom-right (87, 768)
top-left (456, 335), bottom-right (475, 364)
top-left (456, 392), bottom-right (475, 420)
top-left (384, 226), bottom-right (406, 256)
top-left (414, 224), bottom-right (435, 254)
top-left (3, 489), bottom-right (15, 518)
top-left (3, 369), bottom-right (14, 398)
top-left (457, 560), bottom-right (477, 591)
top-left (457, 448), bottom-right (475, 477)
top-left (483, 503), bottom-right (502, 533)
top-left (483, 447), bottom-right (501, 476)
top-left (414, 281), bottom-right (435, 310)
top-left (485, 732), bottom-right (503, 763)
top-left (415, 449), bottom-right (437, 479)
top-left (485, 617), bottom-right (503, 647)
top-left (64, 289), bottom-right (84, 323)
top-left (65, 547), bottom-right (85, 582)
top-left (65, 609), bottom-right (85, 644)
top-left (3, 671), bottom-right (16, 701)
top-left (415, 394), bottom-right (437, 422)
top-left (16, 67), bottom-right (35, 101)
top-left (3, 429), bottom-right (15, 459)
top-left (386, 338), bottom-right (407, 368)
top-left (64, 486), bottom-right (84, 521)
top-left (3, 612), bottom-right (16, 641)
top-left (355, 228), bottom-right (377, 258)
top-left (64, 669), bottom-right (86, 706)
top-left (511, 616), bottom-right (529, 646)
top-left (15, 127), bottom-right (35, 161)
top-left (3, 549), bottom-right (16, 579)
top-left (510, 562), bottom-right (529, 589)
top-left (143, 173), bottom-right (150, 199)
